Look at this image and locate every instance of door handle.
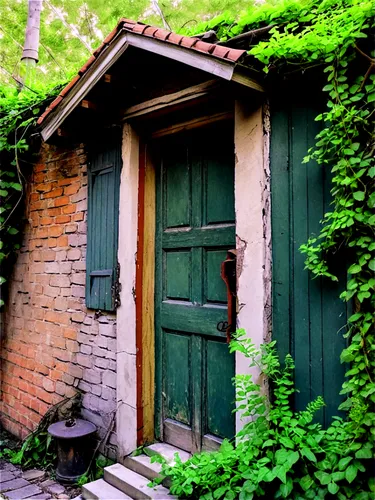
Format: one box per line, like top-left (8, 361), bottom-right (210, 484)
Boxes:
top-left (217, 249), bottom-right (237, 343)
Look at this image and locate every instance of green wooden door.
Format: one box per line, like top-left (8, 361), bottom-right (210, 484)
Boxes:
top-left (155, 126), bottom-right (235, 453)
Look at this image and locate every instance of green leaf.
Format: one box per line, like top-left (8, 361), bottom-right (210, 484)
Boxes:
top-left (369, 260), bottom-right (375, 271)
top-left (367, 92), bottom-right (375, 103)
top-left (355, 448), bottom-right (372, 459)
top-left (328, 482), bottom-right (339, 495)
top-left (345, 464), bottom-right (358, 483)
top-left (353, 191), bottom-right (365, 201)
top-left (301, 448), bottom-right (317, 462)
top-left (279, 477), bottom-right (293, 498)
top-left (315, 471), bottom-right (331, 485)
top-left (348, 264), bottom-right (361, 274)
top-left (300, 475), bottom-right (314, 491)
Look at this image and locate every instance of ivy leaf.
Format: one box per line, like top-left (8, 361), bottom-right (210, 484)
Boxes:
top-left (369, 260), bottom-right (375, 271)
top-left (353, 191), bottom-right (364, 201)
top-left (367, 92), bottom-right (375, 103)
top-left (348, 264), bottom-right (361, 274)
top-left (7, 228), bottom-right (18, 235)
top-left (368, 193), bottom-right (375, 209)
top-left (279, 476), bottom-right (293, 498)
top-left (0, 277), bottom-right (6, 285)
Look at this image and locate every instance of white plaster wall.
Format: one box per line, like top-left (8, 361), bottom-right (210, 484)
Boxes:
top-left (234, 100), bottom-right (270, 432)
top-left (116, 123), bottom-right (139, 460)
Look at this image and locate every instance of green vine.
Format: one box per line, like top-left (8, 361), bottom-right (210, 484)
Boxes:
top-left (0, 84), bottom-right (60, 306)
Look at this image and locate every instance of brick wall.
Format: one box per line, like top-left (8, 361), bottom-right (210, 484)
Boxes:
top-left (0, 143), bottom-right (117, 459)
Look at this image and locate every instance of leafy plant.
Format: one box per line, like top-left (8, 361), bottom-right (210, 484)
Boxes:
top-left (153, 331), bottom-right (375, 499)
top-left (1, 431), bottom-right (57, 469)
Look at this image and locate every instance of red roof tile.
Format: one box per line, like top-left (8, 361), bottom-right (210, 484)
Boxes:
top-left (37, 18), bottom-right (245, 126)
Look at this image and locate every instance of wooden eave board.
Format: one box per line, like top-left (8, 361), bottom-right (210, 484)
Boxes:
top-left (39, 32), bottom-right (263, 142)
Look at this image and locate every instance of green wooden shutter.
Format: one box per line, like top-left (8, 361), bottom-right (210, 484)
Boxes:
top-left (270, 93), bottom-right (348, 427)
top-left (86, 131), bottom-right (122, 312)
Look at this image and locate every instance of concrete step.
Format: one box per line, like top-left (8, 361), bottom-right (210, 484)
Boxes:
top-left (82, 478), bottom-right (132, 500)
top-left (104, 463), bottom-right (176, 499)
top-left (124, 454), bottom-right (162, 482)
top-left (145, 443), bottom-right (191, 465)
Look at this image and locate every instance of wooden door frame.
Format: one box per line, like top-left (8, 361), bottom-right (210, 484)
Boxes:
top-left (115, 96), bottom-right (271, 461)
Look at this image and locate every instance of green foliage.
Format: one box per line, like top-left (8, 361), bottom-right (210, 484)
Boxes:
top-left (0, 84), bottom-right (61, 306)
top-left (153, 331), bottom-right (374, 499)
top-left (0, 431), bottom-right (57, 469)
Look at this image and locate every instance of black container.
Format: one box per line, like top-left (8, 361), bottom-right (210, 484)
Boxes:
top-left (48, 418), bottom-right (97, 484)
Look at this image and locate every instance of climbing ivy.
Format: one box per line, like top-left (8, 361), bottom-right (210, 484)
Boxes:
top-left (0, 84), bottom-right (60, 306)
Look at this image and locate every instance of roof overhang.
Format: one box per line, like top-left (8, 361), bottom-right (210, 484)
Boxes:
top-left (39, 29), bottom-right (264, 142)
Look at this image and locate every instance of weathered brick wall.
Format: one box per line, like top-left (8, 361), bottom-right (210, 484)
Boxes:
top-left (0, 143), bottom-right (117, 458)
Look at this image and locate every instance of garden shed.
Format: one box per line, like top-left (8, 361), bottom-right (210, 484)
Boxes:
top-left (1, 18), bottom-right (347, 463)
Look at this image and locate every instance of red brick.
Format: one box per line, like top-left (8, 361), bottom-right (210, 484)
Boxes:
top-left (56, 235), bottom-right (69, 247)
top-left (36, 387), bottom-right (53, 404)
top-left (72, 212), bottom-right (84, 222)
top-left (47, 207), bottom-right (61, 216)
top-left (45, 310), bottom-right (70, 325)
top-left (64, 183), bottom-right (80, 195)
top-left (56, 215), bottom-right (71, 224)
top-left (30, 201), bottom-right (45, 211)
top-left (57, 176), bottom-right (80, 187)
top-left (35, 183), bottom-right (52, 193)
top-left (63, 328), bottom-right (77, 340)
top-left (62, 204), bottom-right (76, 214)
top-left (44, 188), bottom-right (63, 199)
top-left (36, 228), bottom-right (48, 239)
top-left (47, 238), bottom-right (57, 248)
top-left (30, 193), bottom-right (40, 202)
top-left (35, 163), bottom-right (46, 173)
top-left (54, 196), bottom-right (70, 207)
top-left (48, 226), bottom-right (63, 237)
top-left (35, 362), bottom-right (49, 375)
top-left (34, 172), bottom-right (45, 183)
top-left (50, 336), bottom-right (66, 349)
top-left (41, 250), bottom-right (56, 261)
top-left (67, 249), bottom-right (81, 261)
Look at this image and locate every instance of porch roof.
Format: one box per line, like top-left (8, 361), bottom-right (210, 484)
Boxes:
top-left (37, 18), bottom-right (264, 141)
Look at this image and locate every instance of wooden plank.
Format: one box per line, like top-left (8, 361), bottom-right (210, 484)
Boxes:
top-left (164, 419), bottom-right (193, 452)
top-left (151, 111), bottom-right (233, 139)
top-left (135, 142), bottom-right (146, 445)
top-left (202, 434), bottom-right (222, 452)
top-left (161, 302), bottom-right (227, 339)
top-left (122, 80), bottom-right (221, 120)
top-left (291, 105), bottom-right (311, 412)
top-left (232, 68), bottom-right (265, 92)
top-left (81, 99), bottom-right (97, 110)
top-left (162, 225), bottom-right (235, 248)
top-left (270, 104), bottom-right (292, 362)
top-left (142, 145), bottom-right (156, 443)
top-left (126, 33), bottom-right (235, 82)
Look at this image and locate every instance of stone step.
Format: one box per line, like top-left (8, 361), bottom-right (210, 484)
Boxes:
top-left (82, 478), bottom-right (132, 500)
top-left (145, 443), bottom-right (191, 465)
top-left (104, 463), bottom-right (176, 499)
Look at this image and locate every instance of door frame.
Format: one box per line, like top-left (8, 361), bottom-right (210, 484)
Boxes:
top-left (115, 97), bottom-right (271, 461)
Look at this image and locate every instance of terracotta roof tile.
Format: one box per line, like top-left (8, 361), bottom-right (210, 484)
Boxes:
top-left (167, 32), bottom-right (184, 45)
top-left (153, 28), bottom-right (172, 41)
top-left (180, 37), bottom-right (198, 49)
top-left (59, 75), bottom-right (81, 97)
top-left (38, 18), bottom-right (246, 127)
top-left (143, 26), bottom-right (159, 37)
top-left (78, 55), bottom-right (96, 75)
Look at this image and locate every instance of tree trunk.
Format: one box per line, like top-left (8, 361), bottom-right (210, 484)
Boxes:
top-left (20, 0), bottom-right (42, 88)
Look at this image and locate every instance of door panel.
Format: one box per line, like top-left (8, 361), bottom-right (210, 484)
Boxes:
top-left (155, 125), bottom-right (235, 453)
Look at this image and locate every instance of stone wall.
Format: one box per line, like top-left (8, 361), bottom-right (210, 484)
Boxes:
top-left (0, 143), bottom-right (117, 458)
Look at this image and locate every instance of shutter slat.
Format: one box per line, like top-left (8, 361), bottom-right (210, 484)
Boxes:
top-left (86, 131), bottom-right (121, 312)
